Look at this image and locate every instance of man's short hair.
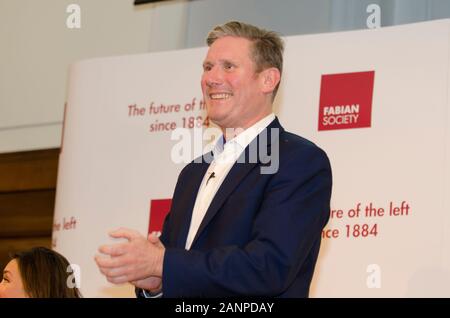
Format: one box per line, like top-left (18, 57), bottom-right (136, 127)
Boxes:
top-left (206, 21), bottom-right (284, 99)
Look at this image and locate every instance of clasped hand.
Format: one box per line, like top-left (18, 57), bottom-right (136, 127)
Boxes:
top-left (95, 227), bottom-right (164, 292)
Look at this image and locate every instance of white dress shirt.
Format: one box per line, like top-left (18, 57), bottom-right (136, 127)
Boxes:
top-left (184, 113), bottom-right (275, 250)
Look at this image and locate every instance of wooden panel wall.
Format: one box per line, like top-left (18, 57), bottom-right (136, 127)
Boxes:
top-left (0, 149), bottom-right (59, 272)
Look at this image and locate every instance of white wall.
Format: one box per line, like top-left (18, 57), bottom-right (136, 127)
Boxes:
top-left (0, 0), bottom-right (188, 153)
top-left (2, 0), bottom-right (450, 154)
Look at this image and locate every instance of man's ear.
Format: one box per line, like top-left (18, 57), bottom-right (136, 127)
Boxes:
top-left (260, 67), bottom-right (281, 94)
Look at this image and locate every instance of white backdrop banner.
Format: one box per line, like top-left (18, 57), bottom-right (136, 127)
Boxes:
top-left (53, 19), bottom-right (450, 297)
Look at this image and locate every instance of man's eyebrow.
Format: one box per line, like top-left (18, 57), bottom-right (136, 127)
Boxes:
top-left (203, 59), bottom-right (236, 66)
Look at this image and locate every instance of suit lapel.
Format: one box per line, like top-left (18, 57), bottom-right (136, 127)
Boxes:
top-left (190, 118), bottom-right (284, 247)
top-left (191, 157), bottom-right (258, 246)
top-left (175, 158), bottom-right (210, 248)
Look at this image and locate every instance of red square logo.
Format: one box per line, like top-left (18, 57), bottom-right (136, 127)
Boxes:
top-left (148, 199), bottom-right (172, 236)
top-left (318, 71), bottom-right (375, 131)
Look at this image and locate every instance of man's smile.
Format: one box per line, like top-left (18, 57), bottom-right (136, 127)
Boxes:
top-left (209, 92), bottom-right (233, 100)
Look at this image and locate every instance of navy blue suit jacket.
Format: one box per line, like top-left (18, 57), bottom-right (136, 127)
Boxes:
top-left (145, 118), bottom-right (332, 297)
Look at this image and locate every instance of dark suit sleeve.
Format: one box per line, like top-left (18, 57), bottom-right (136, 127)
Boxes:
top-left (135, 168), bottom-right (185, 298)
top-left (162, 145), bottom-right (332, 297)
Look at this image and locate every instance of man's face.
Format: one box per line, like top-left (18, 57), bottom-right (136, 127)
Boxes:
top-left (0, 260), bottom-right (27, 298)
top-left (201, 36), bottom-right (269, 131)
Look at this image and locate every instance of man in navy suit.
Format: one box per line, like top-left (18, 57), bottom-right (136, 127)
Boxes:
top-left (96, 21), bottom-right (332, 297)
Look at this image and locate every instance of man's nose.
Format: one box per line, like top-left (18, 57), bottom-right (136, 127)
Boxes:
top-left (204, 67), bottom-right (223, 87)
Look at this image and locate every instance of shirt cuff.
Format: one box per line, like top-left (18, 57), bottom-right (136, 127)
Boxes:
top-left (142, 289), bottom-right (163, 298)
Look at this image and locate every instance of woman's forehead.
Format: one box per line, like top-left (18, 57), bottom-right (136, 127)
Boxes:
top-left (4, 259), bottom-right (20, 277)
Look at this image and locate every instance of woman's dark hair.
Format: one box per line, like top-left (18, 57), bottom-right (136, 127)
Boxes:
top-left (11, 247), bottom-right (82, 298)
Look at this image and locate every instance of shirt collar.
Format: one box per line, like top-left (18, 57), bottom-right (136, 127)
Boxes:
top-left (212, 113), bottom-right (275, 159)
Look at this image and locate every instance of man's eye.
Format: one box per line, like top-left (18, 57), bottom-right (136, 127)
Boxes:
top-left (224, 64), bottom-right (234, 70)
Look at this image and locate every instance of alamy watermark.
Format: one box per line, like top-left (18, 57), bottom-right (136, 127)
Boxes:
top-left (366, 263), bottom-right (381, 289)
top-left (66, 264), bottom-right (81, 289)
top-left (170, 127), bottom-right (280, 174)
top-left (66, 4), bottom-right (81, 29)
top-left (366, 4), bottom-right (381, 29)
